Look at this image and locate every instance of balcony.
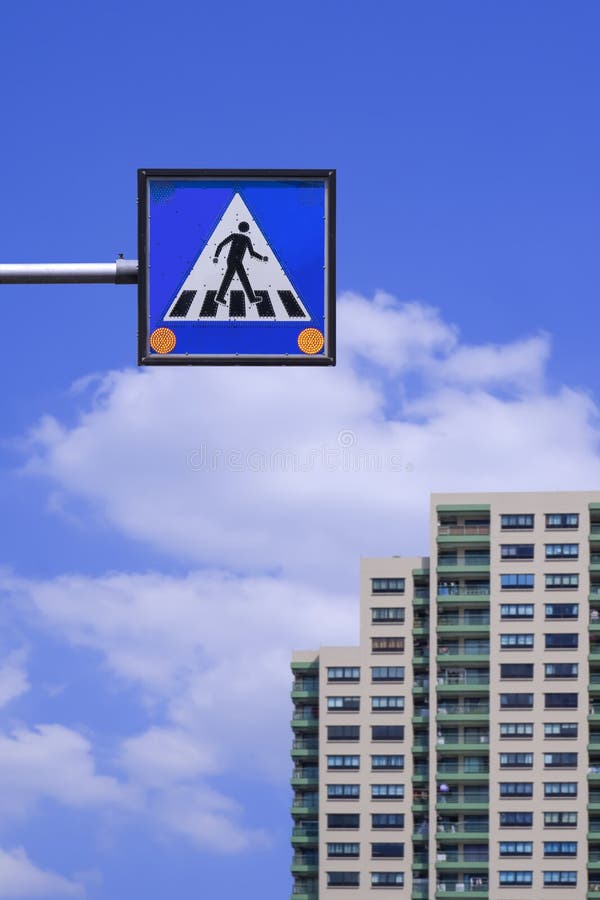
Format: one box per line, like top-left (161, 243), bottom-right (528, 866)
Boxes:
top-left (436, 703), bottom-right (490, 723)
top-left (291, 709), bottom-right (318, 731)
top-left (437, 613), bottom-right (490, 635)
top-left (437, 560), bottom-right (491, 579)
top-left (412, 878), bottom-right (429, 899)
top-left (436, 792), bottom-right (489, 811)
top-left (436, 851), bottom-right (489, 868)
top-left (291, 738), bottom-right (318, 759)
top-left (413, 618), bottom-right (430, 636)
top-left (589, 848), bottom-right (600, 868)
top-left (291, 796), bottom-right (318, 816)
top-left (291, 767), bottom-right (318, 787)
top-left (291, 678), bottom-right (319, 700)
top-left (436, 820), bottom-right (489, 841)
top-left (589, 791), bottom-right (600, 811)
top-left (435, 880), bottom-right (488, 898)
top-left (592, 553), bottom-right (600, 573)
top-left (437, 672), bottom-right (489, 694)
top-left (437, 524), bottom-right (490, 540)
top-left (291, 879), bottom-right (318, 900)
top-left (291, 826), bottom-right (318, 846)
top-left (436, 733), bottom-right (489, 752)
top-left (437, 583), bottom-right (490, 604)
top-left (436, 643), bottom-right (490, 664)
top-left (291, 852), bottom-right (318, 875)
top-left (413, 588), bottom-right (430, 608)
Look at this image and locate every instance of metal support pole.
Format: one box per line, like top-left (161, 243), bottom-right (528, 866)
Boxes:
top-left (0, 256), bottom-right (138, 284)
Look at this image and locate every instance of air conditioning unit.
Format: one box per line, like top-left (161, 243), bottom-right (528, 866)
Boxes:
top-left (437, 853), bottom-right (447, 861)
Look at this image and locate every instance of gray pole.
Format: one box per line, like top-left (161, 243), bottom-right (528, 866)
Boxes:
top-left (0, 256), bottom-right (138, 284)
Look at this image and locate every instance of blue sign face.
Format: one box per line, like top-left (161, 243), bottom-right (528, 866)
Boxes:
top-left (138, 170), bottom-right (335, 365)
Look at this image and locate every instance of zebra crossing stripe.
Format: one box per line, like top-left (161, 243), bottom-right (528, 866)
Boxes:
top-left (229, 291), bottom-right (246, 317)
top-left (170, 290), bottom-right (196, 318)
top-left (199, 290), bottom-right (219, 318)
top-left (255, 290), bottom-right (275, 318)
top-left (278, 290), bottom-right (307, 319)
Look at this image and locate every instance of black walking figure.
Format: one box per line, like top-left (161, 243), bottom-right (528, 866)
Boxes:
top-left (212, 221), bottom-right (268, 305)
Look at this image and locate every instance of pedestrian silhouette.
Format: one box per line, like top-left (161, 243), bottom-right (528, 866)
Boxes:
top-left (213, 221), bottom-right (268, 305)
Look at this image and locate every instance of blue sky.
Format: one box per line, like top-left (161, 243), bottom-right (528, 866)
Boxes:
top-left (0, 2), bottom-right (599, 898)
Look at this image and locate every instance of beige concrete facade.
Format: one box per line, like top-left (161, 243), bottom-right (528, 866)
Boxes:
top-left (291, 491), bottom-right (600, 900)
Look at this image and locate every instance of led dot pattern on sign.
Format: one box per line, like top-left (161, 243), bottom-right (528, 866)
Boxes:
top-left (298, 328), bottom-right (324, 355)
top-left (150, 327), bottom-right (176, 354)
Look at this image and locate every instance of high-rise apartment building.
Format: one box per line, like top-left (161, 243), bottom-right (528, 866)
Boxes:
top-left (291, 491), bottom-right (600, 900)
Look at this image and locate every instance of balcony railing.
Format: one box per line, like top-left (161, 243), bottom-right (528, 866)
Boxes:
top-left (437, 763), bottom-right (489, 775)
top-left (437, 704), bottom-right (490, 715)
top-left (438, 673), bottom-right (489, 686)
top-left (414, 588), bottom-right (430, 599)
top-left (437, 793), bottom-right (489, 805)
top-left (437, 733), bottom-right (489, 744)
top-left (436, 882), bottom-right (488, 892)
top-left (292, 853), bottom-right (318, 865)
top-left (291, 798), bottom-right (318, 809)
top-left (292, 710), bottom-right (318, 721)
top-left (292, 679), bottom-right (319, 692)
top-left (292, 768), bottom-right (318, 779)
top-left (593, 554), bottom-right (600, 564)
top-left (437, 820), bottom-right (489, 834)
top-left (438, 525), bottom-right (490, 536)
top-left (438, 556), bottom-right (491, 567)
top-left (292, 881), bottom-right (318, 895)
top-left (437, 852), bottom-right (489, 863)
top-left (438, 645), bottom-right (490, 657)
top-left (438, 614), bottom-right (490, 626)
top-left (438, 584), bottom-right (490, 596)
top-left (292, 739), bottom-right (319, 750)
top-left (292, 826), bottom-right (319, 838)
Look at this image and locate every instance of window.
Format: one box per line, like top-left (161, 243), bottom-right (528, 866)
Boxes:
top-left (544, 782), bottom-right (577, 797)
top-left (371, 607), bottom-right (405, 622)
top-left (327, 843), bottom-right (359, 857)
top-left (371, 578), bottom-right (405, 594)
top-left (543, 871), bottom-right (577, 886)
top-left (501, 573), bottom-right (534, 589)
top-left (545, 663), bottom-right (578, 679)
top-left (327, 755), bottom-right (360, 769)
top-left (500, 633), bottom-right (534, 648)
top-left (371, 873), bottom-right (404, 887)
top-left (501, 514), bottom-right (534, 530)
top-left (328, 725), bottom-right (360, 741)
top-left (371, 696), bottom-right (404, 711)
top-left (371, 725), bottom-right (404, 741)
top-left (500, 782), bottom-right (533, 797)
top-left (500, 753), bottom-right (533, 769)
top-left (328, 814), bottom-right (359, 829)
top-left (501, 544), bottom-right (535, 559)
top-left (499, 841), bottom-right (533, 856)
top-left (544, 811), bottom-right (577, 827)
top-left (327, 872), bottom-right (359, 887)
top-left (371, 843), bottom-right (404, 858)
top-left (371, 784), bottom-right (404, 799)
top-left (545, 513), bottom-right (578, 529)
top-left (545, 543), bottom-right (579, 558)
top-left (371, 755), bottom-right (404, 770)
top-left (371, 666), bottom-right (405, 682)
top-left (499, 871), bottom-right (533, 886)
top-left (545, 573), bottom-right (579, 589)
top-left (545, 603), bottom-right (578, 619)
top-left (500, 723), bottom-right (533, 738)
top-left (501, 603), bottom-right (534, 619)
top-left (371, 637), bottom-right (404, 653)
top-left (328, 666), bottom-right (360, 682)
top-left (501, 693), bottom-right (534, 709)
top-left (544, 723), bottom-right (577, 739)
top-left (499, 811), bottom-right (533, 827)
top-left (500, 663), bottom-right (534, 679)
top-left (371, 813), bottom-right (404, 829)
top-left (544, 693), bottom-right (577, 709)
top-left (544, 753), bottom-right (577, 768)
top-left (328, 696), bottom-right (360, 711)
top-left (545, 633), bottom-right (578, 649)
top-left (327, 784), bottom-right (359, 799)
top-left (543, 841), bottom-right (577, 856)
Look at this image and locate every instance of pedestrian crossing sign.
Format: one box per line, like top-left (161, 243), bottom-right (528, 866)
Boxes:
top-left (138, 169), bottom-right (335, 365)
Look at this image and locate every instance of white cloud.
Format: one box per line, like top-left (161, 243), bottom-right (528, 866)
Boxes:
top-left (0, 651), bottom-right (29, 708)
top-left (0, 846), bottom-right (83, 897)
top-left (0, 724), bottom-right (133, 821)
top-left (20, 293), bottom-right (600, 587)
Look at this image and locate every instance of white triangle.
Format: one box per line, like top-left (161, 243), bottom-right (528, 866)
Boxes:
top-left (164, 193), bottom-right (310, 323)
